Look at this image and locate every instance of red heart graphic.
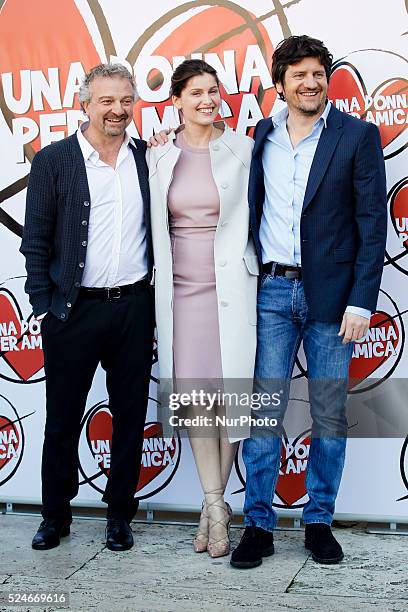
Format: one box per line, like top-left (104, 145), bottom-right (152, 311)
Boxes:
top-left (275, 434), bottom-right (310, 506)
top-left (0, 415), bottom-right (21, 471)
top-left (0, 0), bottom-right (102, 156)
top-left (87, 410), bottom-right (176, 492)
top-left (329, 64), bottom-right (366, 117)
top-left (328, 64), bottom-right (407, 150)
top-left (136, 422), bottom-right (177, 492)
top-left (349, 311), bottom-right (399, 389)
top-left (87, 407), bottom-right (112, 477)
top-left (132, 5), bottom-right (276, 135)
top-left (0, 291), bottom-right (44, 381)
top-left (390, 182), bottom-right (408, 249)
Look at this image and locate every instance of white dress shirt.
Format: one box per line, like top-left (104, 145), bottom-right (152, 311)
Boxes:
top-left (259, 102), bottom-right (370, 320)
top-left (260, 102), bottom-right (331, 266)
top-left (77, 124), bottom-right (147, 288)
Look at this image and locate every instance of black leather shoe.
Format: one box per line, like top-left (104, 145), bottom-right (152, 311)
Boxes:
top-left (230, 526), bottom-right (274, 568)
top-left (305, 523), bottom-right (344, 564)
top-left (106, 518), bottom-right (134, 551)
top-left (32, 519), bottom-right (70, 550)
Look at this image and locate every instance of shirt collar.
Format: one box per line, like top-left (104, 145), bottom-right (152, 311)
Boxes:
top-left (272, 100), bottom-right (331, 129)
top-left (76, 121), bottom-right (134, 161)
top-left (271, 106), bottom-right (289, 128)
top-left (320, 100), bottom-right (331, 127)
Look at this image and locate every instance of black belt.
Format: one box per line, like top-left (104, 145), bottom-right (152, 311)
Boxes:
top-left (79, 277), bottom-right (148, 299)
top-left (263, 262), bottom-right (302, 280)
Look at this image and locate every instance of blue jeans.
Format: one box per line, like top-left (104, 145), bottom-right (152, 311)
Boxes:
top-left (243, 273), bottom-right (354, 530)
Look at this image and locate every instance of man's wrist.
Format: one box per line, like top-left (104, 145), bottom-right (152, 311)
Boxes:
top-left (345, 305), bottom-right (371, 320)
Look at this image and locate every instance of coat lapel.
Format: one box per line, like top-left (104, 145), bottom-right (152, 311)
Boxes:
top-left (253, 118), bottom-right (274, 157)
top-left (302, 106), bottom-right (343, 212)
top-left (69, 134), bottom-right (91, 203)
top-left (130, 140), bottom-right (153, 274)
top-left (250, 118), bottom-right (275, 230)
top-left (130, 140), bottom-right (149, 209)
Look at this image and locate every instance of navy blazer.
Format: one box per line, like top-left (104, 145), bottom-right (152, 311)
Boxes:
top-left (20, 134), bottom-right (153, 321)
top-left (248, 105), bottom-right (387, 322)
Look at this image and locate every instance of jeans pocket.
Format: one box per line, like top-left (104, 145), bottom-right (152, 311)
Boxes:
top-left (260, 273), bottom-right (272, 288)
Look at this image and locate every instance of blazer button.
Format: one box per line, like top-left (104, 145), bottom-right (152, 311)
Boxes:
top-left (74, 282), bottom-right (81, 288)
top-left (67, 302), bottom-right (72, 308)
top-left (220, 300), bottom-right (229, 307)
top-left (82, 220), bottom-right (88, 226)
top-left (82, 241), bottom-right (87, 247)
top-left (79, 262), bottom-right (85, 268)
top-left (60, 313), bottom-right (66, 319)
top-left (83, 201), bottom-right (90, 207)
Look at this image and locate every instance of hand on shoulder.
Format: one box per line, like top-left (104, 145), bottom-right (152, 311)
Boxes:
top-left (147, 129), bottom-right (174, 148)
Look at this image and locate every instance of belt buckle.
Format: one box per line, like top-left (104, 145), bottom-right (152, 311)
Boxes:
top-left (108, 286), bottom-right (121, 300)
top-left (285, 269), bottom-right (300, 280)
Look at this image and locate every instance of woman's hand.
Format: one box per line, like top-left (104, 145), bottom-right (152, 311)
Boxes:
top-left (147, 129), bottom-right (172, 147)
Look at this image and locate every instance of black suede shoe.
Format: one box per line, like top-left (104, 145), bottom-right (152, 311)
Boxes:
top-left (230, 526), bottom-right (274, 568)
top-left (305, 523), bottom-right (344, 564)
top-left (32, 519), bottom-right (71, 550)
top-left (106, 518), bottom-right (134, 551)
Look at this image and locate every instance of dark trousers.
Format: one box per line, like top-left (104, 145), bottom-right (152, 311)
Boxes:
top-left (40, 283), bottom-right (154, 523)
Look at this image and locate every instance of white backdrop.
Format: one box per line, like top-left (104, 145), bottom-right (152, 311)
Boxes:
top-left (0, 0), bottom-right (407, 522)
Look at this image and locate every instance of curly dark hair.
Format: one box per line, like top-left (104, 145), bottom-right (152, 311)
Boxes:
top-left (170, 59), bottom-right (219, 98)
top-left (272, 35), bottom-right (333, 101)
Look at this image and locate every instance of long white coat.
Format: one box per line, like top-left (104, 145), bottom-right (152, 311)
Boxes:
top-left (148, 123), bottom-right (258, 441)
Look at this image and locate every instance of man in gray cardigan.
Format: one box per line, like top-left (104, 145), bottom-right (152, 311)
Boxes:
top-left (21, 64), bottom-right (154, 552)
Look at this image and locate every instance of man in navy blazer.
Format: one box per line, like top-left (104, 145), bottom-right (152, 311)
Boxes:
top-left (231, 36), bottom-right (387, 568)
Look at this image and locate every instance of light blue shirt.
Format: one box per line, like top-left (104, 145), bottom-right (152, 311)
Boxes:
top-left (259, 101), bottom-right (370, 320)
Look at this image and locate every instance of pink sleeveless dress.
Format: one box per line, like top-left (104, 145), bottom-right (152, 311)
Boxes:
top-left (168, 132), bottom-right (223, 383)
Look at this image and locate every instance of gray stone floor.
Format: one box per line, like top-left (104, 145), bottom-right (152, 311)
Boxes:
top-left (0, 514), bottom-right (407, 612)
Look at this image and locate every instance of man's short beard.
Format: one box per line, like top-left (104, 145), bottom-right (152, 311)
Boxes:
top-left (103, 123), bottom-right (126, 136)
top-left (297, 97), bottom-right (326, 117)
top-left (299, 106), bottom-right (322, 116)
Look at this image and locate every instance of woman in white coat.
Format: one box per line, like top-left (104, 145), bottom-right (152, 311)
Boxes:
top-left (148, 60), bottom-right (258, 558)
